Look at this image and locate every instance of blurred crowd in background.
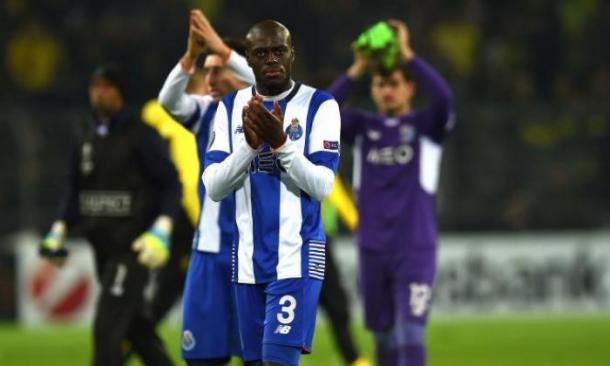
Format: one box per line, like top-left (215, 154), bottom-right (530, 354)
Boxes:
top-left (1, 0), bottom-right (609, 235)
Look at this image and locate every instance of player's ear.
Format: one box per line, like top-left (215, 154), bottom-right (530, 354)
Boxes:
top-left (290, 46), bottom-right (296, 63)
top-left (406, 82), bottom-right (416, 99)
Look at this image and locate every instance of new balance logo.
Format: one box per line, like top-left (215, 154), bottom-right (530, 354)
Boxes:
top-left (274, 325), bottom-right (292, 335)
top-left (235, 126), bottom-right (244, 134)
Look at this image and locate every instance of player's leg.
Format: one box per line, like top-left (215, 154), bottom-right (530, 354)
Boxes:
top-left (92, 256), bottom-right (128, 366)
top-left (148, 209), bottom-right (194, 324)
top-left (358, 248), bottom-right (395, 365)
top-left (92, 253), bottom-right (159, 366)
top-left (126, 314), bottom-right (173, 366)
top-left (105, 252), bottom-right (174, 366)
top-left (233, 282), bottom-right (267, 364)
top-left (120, 210), bottom-right (194, 365)
top-left (318, 239), bottom-right (360, 364)
top-left (181, 250), bottom-right (236, 365)
top-left (262, 277), bottom-right (323, 366)
top-left (392, 247), bottom-right (437, 366)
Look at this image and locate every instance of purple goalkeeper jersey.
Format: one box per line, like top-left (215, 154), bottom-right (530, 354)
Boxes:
top-left (329, 57), bottom-right (454, 251)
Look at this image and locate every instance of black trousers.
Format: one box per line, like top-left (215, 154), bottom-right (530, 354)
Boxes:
top-left (93, 252), bottom-right (173, 366)
top-left (146, 209), bottom-right (194, 324)
top-left (318, 236), bottom-right (359, 364)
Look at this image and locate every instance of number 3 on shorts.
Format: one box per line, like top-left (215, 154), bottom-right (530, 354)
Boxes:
top-left (277, 295), bottom-right (297, 324)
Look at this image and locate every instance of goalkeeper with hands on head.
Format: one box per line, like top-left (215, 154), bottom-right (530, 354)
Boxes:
top-left (39, 64), bottom-right (180, 366)
top-left (330, 19), bottom-right (454, 366)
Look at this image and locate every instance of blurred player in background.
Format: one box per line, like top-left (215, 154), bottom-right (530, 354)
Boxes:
top-left (329, 20), bottom-right (454, 366)
top-left (158, 9), bottom-right (254, 366)
top-left (203, 20), bottom-right (341, 366)
top-left (319, 178), bottom-right (371, 366)
top-left (39, 64), bottom-right (180, 366)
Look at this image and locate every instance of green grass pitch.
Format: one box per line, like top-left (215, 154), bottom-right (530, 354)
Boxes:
top-left (1, 314), bottom-right (609, 365)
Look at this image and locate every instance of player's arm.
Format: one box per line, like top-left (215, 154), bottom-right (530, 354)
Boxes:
top-left (202, 101), bottom-right (257, 202)
top-left (327, 44), bottom-right (370, 145)
top-left (225, 50), bottom-right (255, 85)
top-left (40, 147), bottom-right (79, 266)
top-left (189, 9), bottom-right (255, 85)
top-left (159, 10), bottom-right (254, 128)
top-left (389, 19), bottom-right (454, 141)
top-left (246, 96), bottom-right (340, 201)
top-left (158, 10), bottom-right (213, 128)
top-left (135, 127), bottom-right (182, 221)
top-left (279, 98), bottom-right (341, 201)
top-left (157, 62), bottom-right (214, 129)
top-left (328, 49), bottom-right (369, 105)
top-left (131, 127), bottom-right (182, 269)
top-left (57, 147), bottom-right (80, 228)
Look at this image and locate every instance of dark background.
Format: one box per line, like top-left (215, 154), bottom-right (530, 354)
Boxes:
top-left (2, 0), bottom-right (609, 236)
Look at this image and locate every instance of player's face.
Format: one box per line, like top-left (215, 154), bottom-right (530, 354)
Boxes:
top-left (370, 70), bottom-right (414, 117)
top-left (204, 55), bottom-right (244, 101)
top-left (246, 31), bottom-right (294, 95)
top-left (89, 78), bottom-right (123, 117)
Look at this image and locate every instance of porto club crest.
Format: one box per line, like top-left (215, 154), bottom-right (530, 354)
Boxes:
top-left (285, 118), bottom-right (303, 141)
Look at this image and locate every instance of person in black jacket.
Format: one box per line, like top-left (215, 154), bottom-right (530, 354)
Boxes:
top-left (39, 64), bottom-right (181, 366)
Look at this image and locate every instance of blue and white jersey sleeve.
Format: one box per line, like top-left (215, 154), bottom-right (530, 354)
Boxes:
top-left (226, 50), bottom-right (255, 85)
top-left (306, 98), bottom-right (341, 172)
top-left (275, 98), bottom-right (340, 201)
top-left (158, 63), bottom-right (214, 131)
top-left (202, 99), bottom-right (258, 202)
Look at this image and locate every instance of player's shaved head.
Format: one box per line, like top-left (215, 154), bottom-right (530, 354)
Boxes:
top-left (246, 20), bottom-right (292, 48)
top-left (245, 20), bottom-right (295, 96)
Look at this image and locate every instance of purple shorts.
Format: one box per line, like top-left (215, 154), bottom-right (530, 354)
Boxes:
top-left (358, 246), bottom-right (437, 331)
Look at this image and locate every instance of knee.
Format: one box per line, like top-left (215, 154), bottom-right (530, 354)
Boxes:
top-left (374, 322), bottom-right (425, 350)
top-left (395, 322), bottom-right (425, 347)
top-left (373, 330), bottom-right (395, 350)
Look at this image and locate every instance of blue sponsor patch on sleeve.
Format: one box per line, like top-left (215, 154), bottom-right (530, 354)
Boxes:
top-left (323, 140), bottom-right (340, 150)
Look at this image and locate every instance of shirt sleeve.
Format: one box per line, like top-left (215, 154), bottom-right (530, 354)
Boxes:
top-left (134, 126), bottom-right (182, 220)
top-left (158, 63), bottom-right (214, 129)
top-left (408, 57), bottom-right (455, 143)
top-left (275, 98), bottom-right (341, 201)
top-left (57, 146), bottom-right (80, 227)
top-left (226, 50), bottom-right (255, 85)
top-left (202, 101), bottom-right (257, 201)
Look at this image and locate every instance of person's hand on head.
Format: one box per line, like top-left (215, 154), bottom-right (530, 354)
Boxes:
top-left (347, 47), bottom-right (371, 80)
top-left (387, 19), bottom-right (414, 61)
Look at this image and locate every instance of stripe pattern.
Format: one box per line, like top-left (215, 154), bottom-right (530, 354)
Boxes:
top-left (207, 84), bottom-right (340, 284)
top-left (308, 241), bottom-right (326, 280)
top-left (191, 101), bottom-right (231, 253)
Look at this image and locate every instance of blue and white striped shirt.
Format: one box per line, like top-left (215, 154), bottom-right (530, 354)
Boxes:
top-left (203, 82), bottom-right (341, 284)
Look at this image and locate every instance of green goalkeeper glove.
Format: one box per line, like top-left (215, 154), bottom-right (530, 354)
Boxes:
top-left (132, 216), bottom-right (172, 269)
top-left (39, 221), bottom-right (69, 267)
top-left (353, 21), bottom-right (399, 69)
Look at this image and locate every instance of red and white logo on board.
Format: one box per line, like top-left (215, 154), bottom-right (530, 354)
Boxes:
top-left (28, 260), bottom-right (92, 320)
